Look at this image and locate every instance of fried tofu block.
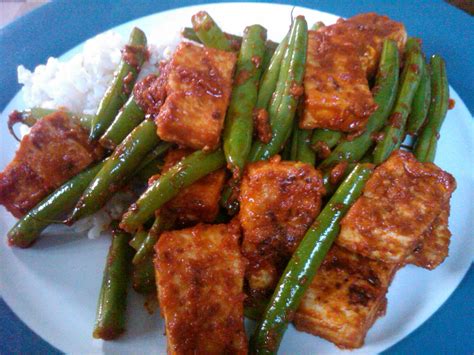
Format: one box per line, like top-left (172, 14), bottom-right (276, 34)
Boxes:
top-left (335, 13), bottom-right (407, 77)
top-left (0, 111), bottom-right (103, 217)
top-left (239, 157), bottom-right (324, 295)
top-left (301, 13), bottom-right (406, 132)
top-left (337, 150), bottom-right (456, 263)
top-left (302, 30), bottom-right (377, 132)
top-left (161, 148), bottom-right (225, 225)
top-left (154, 222), bottom-right (247, 355)
top-left (405, 202), bottom-right (451, 270)
top-left (294, 245), bottom-right (398, 349)
top-left (156, 42), bottom-right (236, 150)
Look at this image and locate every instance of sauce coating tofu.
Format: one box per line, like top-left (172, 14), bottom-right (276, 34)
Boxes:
top-left (154, 222), bottom-right (247, 355)
top-left (161, 148), bottom-right (225, 225)
top-left (335, 13), bottom-right (407, 77)
top-left (0, 111), bottom-right (103, 218)
top-left (337, 150), bottom-right (456, 264)
top-left (155, 42), bottom-right (236, 150)
top-left (405, 202), bottom-right (451, 270)
top-left (239, 157), bottom-right (324, 296)
top-left (301, 13), bottom-right (406, 132)
top-left (294, 245), bottom-right (398, 349)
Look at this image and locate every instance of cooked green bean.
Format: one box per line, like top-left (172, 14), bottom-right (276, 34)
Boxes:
top-left (129, 229), bottom-right (148, 251)
top-left (99, 94), bottom-right (145, 150)
top-left (407, 58), bottom-right (431, 135)
top-left (310, 21), bottom-right (325, 31)
top-left (289, 119), bottom-right (300, 161)
top-left (255, 35), bottom-right (289, 112)
top-left (191, 11), bottom-right (233, 51)
top-left (90, 28), bottom-right (147, 140)
top-left (311, 129), bottom-right (342, 159)
top-left (10, 108), bottom-right (93, 131)
top-left (414, 55), bottom-right (450, 162)
top-left (251, 164), bottom-right (373, 354)
top-left (132, 255), bottom-right (156, 295)
top-left (373, 38), bottom-right (424, 164)
top-left (93, 223), bottom-right (134, 340)
top-left (135, 141), bottom-right (172, 173)
top-left (319, 39), bottom-right (400, 169)
top-left (295, 128), bottom-right (316, 164)
top-left (133, 213), bottom-right (175, 264)
top-left (7, 160), bottom-right (106, 248)
top-left (181, 26), bottom-right (278, 52)
top-left (120, 149), bottom-right (226, 233)
top-left (67, 119), bottom-right (160, 224)
top-left (249, 16), bottom-right (308, 162)
top-left (224, 25), bottom-right (267, 178)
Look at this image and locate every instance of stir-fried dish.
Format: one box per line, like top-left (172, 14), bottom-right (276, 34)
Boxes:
top-left (1, 10), bottom-right (456, 353)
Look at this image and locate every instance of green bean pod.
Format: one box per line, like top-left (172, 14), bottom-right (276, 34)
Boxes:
top-left (251, 164), bottom-right (373, 354)
top-left (223, 25), bottom-right (267, 177)
top-left (90, 28), bottom-right (147, 140)
top-left (11, 108), bottom-right (94, 130)
top-left (182, 26), bottom-right (278, 52)
top-left (373, 38), bottom-right (424, 164)
top-left (135, 141), bottom-right (172, 173)
top-left (191, 11), bottom-right (233, 51)
top-left (319, 39), bottom-right (400, 169)
top-left (295, 128), bottom-right (316, 164)
top-left (310, 21), bottom-right (325, 31)
top-left (120, 149), bottom-right (226, 233)
top-left (414, 55), bottom-right (450, 162)
top-left (67, 119), bottom-right (160, 224)
top-left (289, 119), bottom-right (300, 161)
top-left (407, 59), bottom-right (431, 135)
top-left (249, 16), bottom-right (308, 162)
top-left (133, 213), bottom-right (175, 264)
top-left (132, 255), bottom-right (156, 294)
top-left (129, 229), bottom-right (148, 251)
top-left (99, 94), bottom-right (145, 150)
top-left (311, 129), bottom-right (342, 158)
top-left (255, 35), bottom-right (289, 112)
top-left (93, 223), bottom-right (134, 340)
top-left (7, 160), bottom-right (106, 248)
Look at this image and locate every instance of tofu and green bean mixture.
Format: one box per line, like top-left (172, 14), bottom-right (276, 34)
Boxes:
top-left (1, 10), bottom-right (456, 353)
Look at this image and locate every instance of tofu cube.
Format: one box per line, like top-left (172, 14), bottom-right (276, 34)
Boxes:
top-left (301, 13), bottom-right (406, 133)
top-left (337, 150), bottom-right (456, 263)
top-left (405, 202), bottom-right (451, 270)
top-left (161, 148), bottom-right (225, 225)
top-left (0, 111), bottom-right (103, 217)
top-left (239, 157), bottom-right (324, 295)
top-left (294, 245), bottom-right (398, 349)
top-left (154, 222), bottom-right (247, 355)
top-left (155, 42), bottom-right (236, 150)
top-left (302, 30), bottom-right (376, 133)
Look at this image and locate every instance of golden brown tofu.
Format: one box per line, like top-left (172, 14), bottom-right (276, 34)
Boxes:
top-left (0, 111), bottom-right (103, 218)
top-left (302, 30), bottom-right (376, 132)
top-left (156, 42), bottom-right (236, 150)
top-left (335, 13), bottom-right (407, 77)
top-left (301, 13), bottom-right (406, 132)
top-left (161, 148), bottom-right (225, 225)
top-left (294, 245), bottom-right (398, 349)
top-left (405, 202), bottom-right (451, 270)
top-left (154, 222), bottom-right (247, 355)
top-left (337, 150), bottom-right (456, 264)
top-left (239, 157), bottom-right (324, 296)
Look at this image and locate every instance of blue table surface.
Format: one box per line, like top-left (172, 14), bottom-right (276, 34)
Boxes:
top-left (0, 0), bottom-right (472, 353)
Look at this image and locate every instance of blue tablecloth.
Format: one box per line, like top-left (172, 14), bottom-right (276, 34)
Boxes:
top-left (0, 1), bottom-right (472, 353)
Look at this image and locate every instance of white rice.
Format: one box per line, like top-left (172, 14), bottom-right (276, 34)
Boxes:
top-left (17, 29), bottom-right (179, 114)
top-left (16, 29), bottom-right (180, 238)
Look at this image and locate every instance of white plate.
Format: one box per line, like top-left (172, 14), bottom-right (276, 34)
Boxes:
top-left (0, 3), bottom-right (473, 354)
